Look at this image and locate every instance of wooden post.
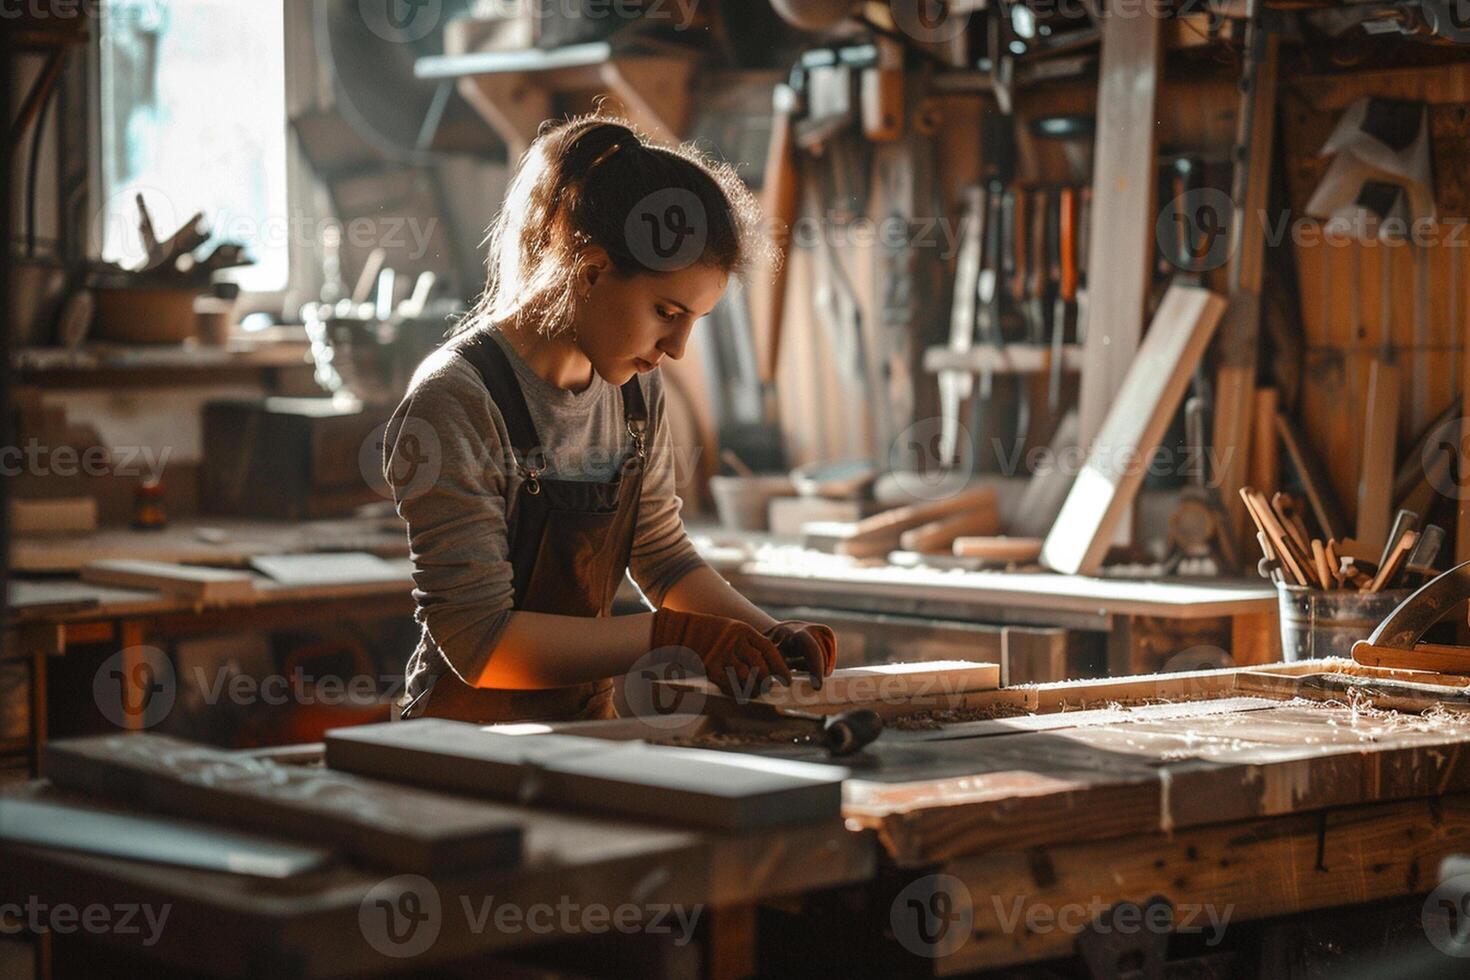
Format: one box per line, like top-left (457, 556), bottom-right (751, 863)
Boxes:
top-left (1213, 20), bottom-right (1281, 550)
top-left (1076, 9), bottom-right (1163, 450)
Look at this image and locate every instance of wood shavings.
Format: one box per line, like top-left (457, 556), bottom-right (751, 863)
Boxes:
top-left (889, 701), bottom-right (1029, 731)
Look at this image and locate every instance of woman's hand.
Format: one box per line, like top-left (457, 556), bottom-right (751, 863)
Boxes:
top-left (762, 621), bottom-right (838, 689)
top-left (651, 608), bottom-right (792, 699)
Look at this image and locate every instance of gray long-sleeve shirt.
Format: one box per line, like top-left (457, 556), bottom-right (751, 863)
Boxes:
top-left (383, 328), bottom-right (708, 702)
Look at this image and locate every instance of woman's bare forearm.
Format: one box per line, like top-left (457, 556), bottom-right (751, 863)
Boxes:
top-left (660, 565), bottom-right (777, 632)
top-left (471, 611), bottom-right (654, 689)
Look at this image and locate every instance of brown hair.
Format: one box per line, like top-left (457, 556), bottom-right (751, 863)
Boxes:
top-left (462, 113), bottom-right (772, 336)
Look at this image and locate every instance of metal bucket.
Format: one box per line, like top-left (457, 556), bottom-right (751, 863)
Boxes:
top-left (1275, 583), bottom-right (1412, 662)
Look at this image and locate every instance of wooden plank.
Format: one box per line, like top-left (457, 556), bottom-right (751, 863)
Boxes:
top-left (951, 536), bottom-right (1043, 562)
top-left (1248, 387), bottom-right (1279, 495)
top-left (80, 560), bottom-right (257, 602)
top-left (248, 551), bottom-right (402, 586)
top-left (884, 696), bottom-right (1279, 743)
top-left (11, 517), bottom-right (407, 573)
top-left (1042, 285), bottom-right (1228, 574)
top-left (1213, 30), bottom-right (1281, 547)
top-left (1353, 641), bottom-right (1470, 675)
top-left (43, 734), bottom-right (524, 874)
top-left (938, 793), bottom-right (1470, 972)
top-left (1076, 10), bottom-right (1163, 449)
top-left (837, 488), bottom-right (999, 560)
top-left (10, 497), bottom-right (97, 535)
top-left (658, 660), bottom-right (1001, 710)
top-left (0, 796), bottom-right (331, 878)
top-left (1357, 359), bottom-right (1401, 554)
top-left (326, 719), bottom-right (847, 831)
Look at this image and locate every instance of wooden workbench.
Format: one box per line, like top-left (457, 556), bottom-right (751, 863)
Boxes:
top-left (700, 537), bottom-right (1282, 675)
top-left (3, 517), bottom-right (415, 774)
top-left (7, 662), bottom-right (1469, 976)
top-left (2, 778), bottom-right (872, 979)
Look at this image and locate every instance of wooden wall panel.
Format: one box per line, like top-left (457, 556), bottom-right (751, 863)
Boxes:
top-left (1282, 77), bottom-right (1470, 538)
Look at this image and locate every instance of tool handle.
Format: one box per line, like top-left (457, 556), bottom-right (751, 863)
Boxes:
top-left (1007, 188), bottom-right (1025, 301)
top-left (758, 85), bottom-right (801, 386)
top-left (823, 709), bottom-right (884, 756)
top-left (1028, 187), bottom-right (1047, 297)
top-left (1059, 186), bottom-right (1077, 301)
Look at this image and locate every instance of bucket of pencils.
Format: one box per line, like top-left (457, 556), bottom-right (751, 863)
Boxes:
top-left (1274, 584), bottom-right (1411, 662)
top-left (1241, 485), bottom-right (1441, 663)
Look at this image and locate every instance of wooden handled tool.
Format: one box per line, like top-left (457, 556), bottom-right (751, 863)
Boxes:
top-left (1050, 186), bottom-right (1077, 411)
top-left (953, 535), bottom-right (1044, 563)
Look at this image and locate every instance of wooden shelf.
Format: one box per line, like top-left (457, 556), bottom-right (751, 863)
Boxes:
top-left (922, 343), bottom-right (1084, 375)
top-left (416, 37), bottom-right (698, 155)
top-left (14, 341), bottom-right (313, 389)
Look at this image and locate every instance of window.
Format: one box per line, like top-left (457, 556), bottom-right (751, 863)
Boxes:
top-left (98, 0), bottom-right (289, 293)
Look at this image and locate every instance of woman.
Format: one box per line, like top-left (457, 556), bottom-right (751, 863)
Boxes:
top-left (385, 115), bottom-right (838, 724)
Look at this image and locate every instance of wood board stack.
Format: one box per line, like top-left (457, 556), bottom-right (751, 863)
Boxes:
top-left (43, 733), bottom-right (523, 873)
top-left (326, 719), bottom-right (848, 831)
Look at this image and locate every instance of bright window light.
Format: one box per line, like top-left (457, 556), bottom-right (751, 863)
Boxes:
top-left (99, 0), bottom-right (289, 292)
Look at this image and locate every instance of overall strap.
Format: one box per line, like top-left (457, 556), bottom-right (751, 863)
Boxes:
top-left (454, 330), bottom-right (543, 456)
top-left (619, 375), bottom-right (649, 460)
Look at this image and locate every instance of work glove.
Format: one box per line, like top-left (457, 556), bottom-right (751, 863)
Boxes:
top-left (650, 608), bottom-right (792, 699)
top-left (762, 621), bottom-right (838, 690)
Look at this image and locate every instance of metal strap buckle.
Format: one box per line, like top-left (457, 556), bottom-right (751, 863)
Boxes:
top-left (627, 418), bottom-right (648, 461)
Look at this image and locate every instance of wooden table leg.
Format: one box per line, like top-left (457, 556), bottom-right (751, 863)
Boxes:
top-left (18, 624), bottom-right (62, 777)
top-left (1231, 610), bottom-right (1281, 666)
top-left (703, 904), bottom-right (755, 980)
top-left (117, 620), bottom-right (152, 732)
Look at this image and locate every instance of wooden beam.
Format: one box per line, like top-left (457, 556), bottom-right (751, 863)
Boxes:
top-left (1213, 27), bottom-right (1281, 548)
top-left (1076, 10), bottom-right (1163, 449)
